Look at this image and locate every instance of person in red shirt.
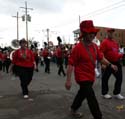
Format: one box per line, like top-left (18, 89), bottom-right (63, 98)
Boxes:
top-left (65, 20), bottom-right (117, 119)
top-left (39, 48), bottom-right (44, 66)
top-left (32, 48), bottom-right (39, 72)
top-left (63, 46), bottom-right (70, 69)
top-left (0, 50), bottom-right (3, 72)
top-left (42, 42), bottom-right (51, 73)
top-left (100, 28), bottom-right (125, 100)
top-left (9, 38), bottom-right (36, 99)
top-left (56, 43), bottom-right (66, 76)
top-left (0, 49), bottom-right (3, 79)
top-left (2, 50), bottom-right (11, 73)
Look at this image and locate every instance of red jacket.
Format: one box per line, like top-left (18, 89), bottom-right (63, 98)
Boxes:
top-left (12, 48), bottom-right (35, 68)
top-left (42, 49), bottom-right (49, 58)
top-left (56, 47), bottom-right (63, 58)
top-left (100, 38), bottom-right (123, 62)
top-left (0, 52), bottom-right (3, 61)
top-left (68, 42), bottom-right (103, 83)
top-left (2, 53), bottom-right (7, 62)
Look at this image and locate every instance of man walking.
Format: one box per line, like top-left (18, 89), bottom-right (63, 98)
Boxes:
top-left (100, 28), bottom-right (125, 100)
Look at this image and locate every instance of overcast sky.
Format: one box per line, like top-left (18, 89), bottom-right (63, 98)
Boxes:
top-left (0, 0), bottom-right (125, 47)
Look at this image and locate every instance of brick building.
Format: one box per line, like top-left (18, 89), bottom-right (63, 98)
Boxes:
top-left (73, 26), bottom-right (125, 46)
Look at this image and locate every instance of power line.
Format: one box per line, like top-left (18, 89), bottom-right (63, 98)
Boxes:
top-left (51, 0), bottom-right (125, 29)
top-left (80, 0), bottom-right (125, 19)
top-left (85, 4), bottom-right (125, 19)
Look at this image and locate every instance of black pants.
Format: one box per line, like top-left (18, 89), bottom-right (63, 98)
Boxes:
top-left (71, 81), bottom-right (102, 119)
top-left (44, 57), bottom-right (50, 73)
top-left (57, 58), bottom-right (65, 76)
top-left (17, 66), bottom-right (34, 95)
top-left (0, 61), bottom-right (2, 71)
top-left (101, 61), bottom-right (122, 95)
top-left (4, 59), bottom-right (11, 73)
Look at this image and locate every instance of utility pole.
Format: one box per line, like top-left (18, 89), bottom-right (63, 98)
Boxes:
top-left (47, 28), bottom-right (49, 48)
top-left (79, 15), bottom-right (81, 26)
top-left (12, 12), bottom-right (20, 41)
top-left (20, 1), bottom-right (33, 47)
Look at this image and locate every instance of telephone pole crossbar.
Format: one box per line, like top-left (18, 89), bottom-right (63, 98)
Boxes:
top-left (12, 12), bottom-right (21, 41)
top-left (20, 1), bottom-right (33, 47)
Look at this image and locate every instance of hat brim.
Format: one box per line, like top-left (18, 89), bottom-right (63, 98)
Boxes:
top-left (78, 29), bottom-right (99, 40)
top-left (81, 28), bottom-right (99, 33)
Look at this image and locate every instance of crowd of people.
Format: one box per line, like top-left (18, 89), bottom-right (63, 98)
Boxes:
top-left (0, 20), bottom-right (125, 119)
top-left (0, 37), bottom-right (72, 99)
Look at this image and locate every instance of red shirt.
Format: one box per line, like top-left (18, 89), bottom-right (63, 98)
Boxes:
top-left (42, 49), bottom-right (49, 58)
top-left (12, 48), bottom-right (35, 68)
top-left (2, 53), bottom-right (7, 61)
top-left (68, 42), bottom-right (103, 83)
top-left (100, 38), bottom-right (123, 62)
top-left (56, 47), bottom-right (63, 58)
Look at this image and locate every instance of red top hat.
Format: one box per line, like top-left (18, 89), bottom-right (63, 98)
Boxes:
top-left (80, 20), bottom-right (99, 33)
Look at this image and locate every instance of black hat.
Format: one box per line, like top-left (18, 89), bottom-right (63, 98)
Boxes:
top-left (19, 38), bottom-right (27, 45)
top-left (44, 42), bottom-right (48, 48)
top-left (57, 36), bottom-right (62, 45)
top-left (44, 42), bottom-right (48, 46)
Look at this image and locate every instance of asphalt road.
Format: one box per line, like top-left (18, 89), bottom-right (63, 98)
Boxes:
top-left (0, 63), bottom-right (125, 119)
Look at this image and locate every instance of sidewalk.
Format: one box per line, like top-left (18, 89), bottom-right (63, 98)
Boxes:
top-left (0, 63), bottom-right (125, 119)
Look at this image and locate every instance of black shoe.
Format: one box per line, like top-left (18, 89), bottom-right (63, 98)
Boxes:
top-left (48, 71), bottom-right (50, 74)
top-left (70, 109), bottom-right (83, 118)
top-left (58, 73), bottom-right (61, 76)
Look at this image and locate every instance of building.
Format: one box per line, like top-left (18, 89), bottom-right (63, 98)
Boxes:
top-left (73, 26), bottom-right (125, 46)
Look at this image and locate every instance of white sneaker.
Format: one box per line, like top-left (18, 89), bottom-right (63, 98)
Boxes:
top-left (23, 95), bottom-right (29, 99)
top-left (114, 94), bottom-right (125, 100)
top-left (102, 94), bottom-right (112, 99)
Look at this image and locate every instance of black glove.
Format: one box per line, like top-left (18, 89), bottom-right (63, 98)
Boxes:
top-left (123, 54), bottom-right (125, 58)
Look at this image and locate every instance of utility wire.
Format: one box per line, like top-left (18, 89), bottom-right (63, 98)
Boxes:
top-left (51, 0), bottom-right (125, 29)
top-left (80, 1), bottom-right (125, 19)
top-left (80, 0), bottom-right (124, 18)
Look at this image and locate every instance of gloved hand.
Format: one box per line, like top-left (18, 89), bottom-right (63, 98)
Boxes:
top-left (122, 54), bottom-right (125, 58)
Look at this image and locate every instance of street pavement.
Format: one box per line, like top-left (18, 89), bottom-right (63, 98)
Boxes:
top-left (0, 63), bottom-right (125, 119)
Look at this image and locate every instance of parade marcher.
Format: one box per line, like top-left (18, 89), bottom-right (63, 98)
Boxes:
top-left (52, 46), bottom-right (58, 64)
top-left (9, 38), bottom-right (36, 99)
top-left (65, 20), bottom-right (117, 119)
top-left (42, 42), bottom-right (51, 73)
top-left (100, 28), bottom-right (125, 100)
top-left (0, 49), bottom-right (3, 79)
top-left (2, 51), bottom-right (6, 72)
top-left (32, 48), bottom-right (39, 72)
top-left (39, 48), bottom-right (44, 66)
top-left (63, 45), bottom-right (69, 69)
top-left (2, 50), bottom-right (11, 73)
top-left (56, 36), bottom-right (66, 76)
top-left (93, 37), bottom-right (101, 78)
